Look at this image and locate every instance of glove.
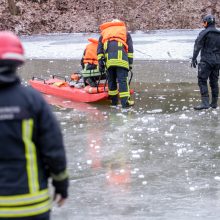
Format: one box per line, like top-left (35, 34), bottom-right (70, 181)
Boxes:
top-left (191, 58), bottom-right (197, 68)
top-left (129, 65), bottom-right (132, 70)
top-left (98, 58), bottom-right (105, 73)
top-left (53, 178), bottom-right (69, 199)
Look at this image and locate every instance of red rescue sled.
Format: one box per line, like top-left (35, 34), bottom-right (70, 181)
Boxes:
top-left (29, 77), bottom-right (109, 103)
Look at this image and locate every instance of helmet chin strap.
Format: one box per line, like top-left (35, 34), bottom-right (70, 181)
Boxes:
top-left (0, 66), bottom-right (11, 74)
top-left (0, 65), bottom-right (17, 76)
top-left (0, 66), bottom-right (18, 84)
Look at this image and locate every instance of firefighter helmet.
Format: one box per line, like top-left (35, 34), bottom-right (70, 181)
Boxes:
top-left (0, 31), bottom-right (24, 66)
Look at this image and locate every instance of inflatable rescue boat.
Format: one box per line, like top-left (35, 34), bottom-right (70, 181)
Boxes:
top-left (29, 77), bottom-right (109, 103)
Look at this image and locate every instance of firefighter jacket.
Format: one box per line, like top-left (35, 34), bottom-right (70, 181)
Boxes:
top-left (193, 25), bottom-right (220, 65)
top-left (97, 21), bottom-right (133, 70)
top-left (81, 38), bottom-right (101, 78)
top-left (0, 69), bottom-right (68, 218)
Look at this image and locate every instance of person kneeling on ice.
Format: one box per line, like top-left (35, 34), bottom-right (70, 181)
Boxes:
top-left (191, 14), bottom-right (220, 110)
top-left (69, 72), bottom-right (85, 88)
top-left (81, 38), bottom-right (106, 87)
top-left (97, 19), bottom-right (134, 108)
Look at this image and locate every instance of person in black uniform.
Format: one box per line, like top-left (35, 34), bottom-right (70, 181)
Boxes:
top-left (0, 31), bottom-right (68, 220)
top-left (191, 14), bottom-right (220, 110)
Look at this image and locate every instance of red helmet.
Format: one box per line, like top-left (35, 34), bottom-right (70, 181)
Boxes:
top-left (0, 31), bottom-right (24, 65)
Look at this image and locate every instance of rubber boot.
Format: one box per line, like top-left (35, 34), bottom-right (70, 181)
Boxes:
top-left (111, 95), bottom-right (118, 106)
top-left (194, 97), bottom-right (210, 110)
top-left (210, 97), bottom-right (218, 109)
top-left (121, 97), bottom-right (135, 109)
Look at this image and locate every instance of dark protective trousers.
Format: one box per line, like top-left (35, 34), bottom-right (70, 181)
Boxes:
top-left (198, 62), bottom-right (219, 98)
top-left (107, 67), bottom-right (130, 107)
top-left (0, 212), bottom-right (50, 220)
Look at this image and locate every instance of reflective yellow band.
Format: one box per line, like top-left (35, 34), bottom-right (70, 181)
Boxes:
top-left (106, 59), bottom-right (129, 69)
top-left (128, 53), bottom-right (133, 58)
top-left (0, 189), bottom-right (49, 206)
top-left (0, 199), bottom-right (51, 217)
top-left (119, 92), bottom-right (130, 98)
top-left (108, 90), bottom-right (118, 96)
top-left (81, 71), bottom-right (101, 77)
top-left (126, 76), bottom-right (130, 91)
top-left (118, 50), bottom-right (122, 60)
top-left (105, 53), bottom-right (108, 63)
top-left (81, 65), bottom-right (101, 77)
top-left (104, 41), bottom-right (108, 51)
top-left (118, 42), bottom-right (122, 49)
top-left (22, 119), bottom-right (39, 193)
top-left (97, 54), bottom-right (104, 60)
top-left (51, 169), bottom-right (68, 181)
top-left (118, 42), bottom-right (122, 60)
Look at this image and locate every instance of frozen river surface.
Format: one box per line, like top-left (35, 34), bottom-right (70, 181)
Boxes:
top-left (18, 30), bottom-right (220, 220)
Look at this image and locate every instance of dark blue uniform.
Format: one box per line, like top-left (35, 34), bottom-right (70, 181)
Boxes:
top-left (0, 70), bottom-right (68, 219)
top-left (97, 32), bottom-right (134, 108)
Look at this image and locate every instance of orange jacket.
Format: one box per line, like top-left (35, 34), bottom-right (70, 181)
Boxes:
top-left (99, 21), bottom-right (128, 52)
top-left (83, 38), bottom-right (98, 65)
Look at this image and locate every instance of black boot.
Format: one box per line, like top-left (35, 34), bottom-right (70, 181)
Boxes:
top-left (210, 97), bottom-right (218, 108)
top-left (121, 97), bottom-right (135, 109)
top-left (111, 95), bottom-right (118, 106)
top-left (194, 97), bottom-right (210, 110)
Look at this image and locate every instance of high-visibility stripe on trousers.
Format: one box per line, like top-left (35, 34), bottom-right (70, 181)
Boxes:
top-left (107, 67), bottom-right (130, 107)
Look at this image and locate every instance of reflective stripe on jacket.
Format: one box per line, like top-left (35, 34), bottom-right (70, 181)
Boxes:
top-left (81, 63), bottom-right (101, 78)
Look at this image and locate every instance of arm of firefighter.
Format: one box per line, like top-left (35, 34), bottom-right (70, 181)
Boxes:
top-left (97, 36), bottom-right (105, 72)
top-left (36, 94), bottom-right (69, 204)
top-left (127, 32), bottom-right (133, 69)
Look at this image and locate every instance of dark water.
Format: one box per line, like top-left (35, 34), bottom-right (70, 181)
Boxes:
top-left (19, 60), bottom-right (220, 220)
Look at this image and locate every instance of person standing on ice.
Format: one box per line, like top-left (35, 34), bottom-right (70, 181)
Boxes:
top-left (191, 14), bottom-right (220, 110)
top-left (0, 31), bottom-right (68, 220)
top-left (97, 19), bottom-right (134, 108)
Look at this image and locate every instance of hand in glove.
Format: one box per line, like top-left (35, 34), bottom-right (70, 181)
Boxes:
top-left (53, 178), bottom-right (68, 207)
top-left (191, 58), bottom-right (197, 68)
top-left (129, 65), bottom-right (132, 70)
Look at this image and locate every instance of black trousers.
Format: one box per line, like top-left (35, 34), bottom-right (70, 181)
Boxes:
top-left (198, 62), bottom-right (219, 98)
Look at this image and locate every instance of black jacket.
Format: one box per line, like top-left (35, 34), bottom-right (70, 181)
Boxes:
top-left (0, 69), bottom-right (68, 218)
top-left (193, 25), bottom-right (220, 64)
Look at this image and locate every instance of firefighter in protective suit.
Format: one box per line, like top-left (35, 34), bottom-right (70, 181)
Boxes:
top-left (0, 31), bottom-right (68, 220)
top-left (81, 38), bottom-right (105, 87)
top-left (191, 14), bottom-right (220, 110)
top-left (97, 19), bottom-right (134, 108)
